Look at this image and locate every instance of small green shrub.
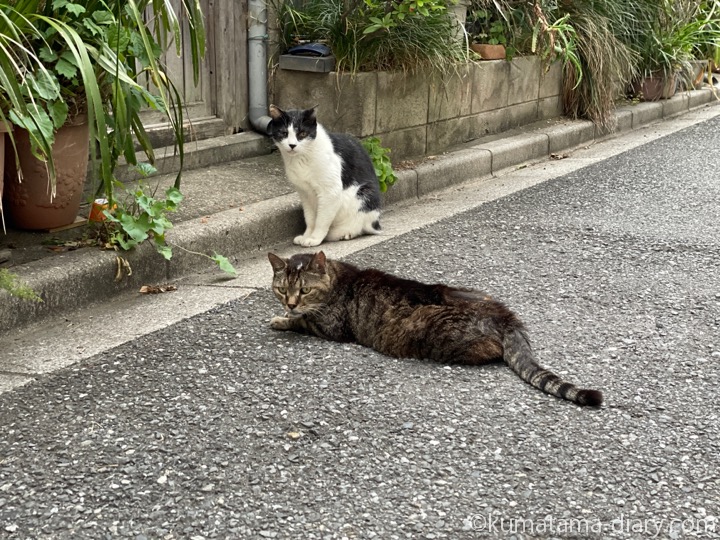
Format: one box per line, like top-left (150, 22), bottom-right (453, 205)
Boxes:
top-left (103, 182), bottom-right (237, 276)
top-left (362, 137), bottom-right (397, 193)
top-left (0, 269), bottom-right (42, 302)
top-left (104, 184), bottom-right (183, 260)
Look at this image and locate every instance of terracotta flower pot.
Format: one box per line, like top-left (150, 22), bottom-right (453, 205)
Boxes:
top-left (632, 73), bottom-right (677, 101)
top-left (3, 116), bottom-right (89, 230)
top-left (0, 121), bottom-right (10, 228)
top-left (471, 43), bottom-right (506, 60)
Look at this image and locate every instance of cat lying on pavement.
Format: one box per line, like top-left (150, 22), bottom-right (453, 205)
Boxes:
top-left (268, 251), bottom-right (603, 407)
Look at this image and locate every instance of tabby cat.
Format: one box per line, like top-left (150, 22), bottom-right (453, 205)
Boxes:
top-left (268, 251), bottom-right (603, 407)
top-left (268, 105), bottom-right (381, 247)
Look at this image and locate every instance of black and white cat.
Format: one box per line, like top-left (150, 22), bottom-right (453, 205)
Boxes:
top-left (268, 105), bottom-right (382, 247)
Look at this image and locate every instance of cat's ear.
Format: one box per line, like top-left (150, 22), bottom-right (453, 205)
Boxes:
top-left (268, 252), bottom-right (287, 272)
top-left (308, 251), bottom-right (327, 274)
top-left (269, 104), bottom-right (284, 120)
top-left (303, 106), bottom-right (318, 123)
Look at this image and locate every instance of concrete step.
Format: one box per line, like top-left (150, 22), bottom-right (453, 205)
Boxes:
top-left (115, 130), bottom-right (274, 183)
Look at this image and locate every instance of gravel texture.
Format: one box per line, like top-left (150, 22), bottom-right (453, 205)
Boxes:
top-left (1, 116), bottom-right (719, 539)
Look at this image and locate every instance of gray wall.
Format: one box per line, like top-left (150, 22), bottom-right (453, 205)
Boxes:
top-left (271, 56), bottom-right (563, 161)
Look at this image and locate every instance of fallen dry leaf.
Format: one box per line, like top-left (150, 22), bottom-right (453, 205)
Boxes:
top-left (139, 284), bottom-right (178, 294)
top-left (115, 256), bottom-right (132, 282)
top-left (550, 152), bottom-right (570, 160)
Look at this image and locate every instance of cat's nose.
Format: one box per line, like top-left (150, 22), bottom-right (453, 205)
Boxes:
top-left (288, 143), bottom-right (297, 150)
top-left (286, 301), bottom-right (297, 310)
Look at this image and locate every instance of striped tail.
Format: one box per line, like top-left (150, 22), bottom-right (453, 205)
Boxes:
top-left (502, 328), bottom-right (603, 407)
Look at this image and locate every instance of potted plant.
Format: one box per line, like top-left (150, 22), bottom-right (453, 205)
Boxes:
top-left (466, 4), bottom-right (511, 60)
top-left (0, 0), bottom-right (205, 230)
top-left (0, 1), bottom-right (57, 231)
top-left (629, 0), bottom-right (720, 101)
top-left (688, 0), bottom-right (720, 87)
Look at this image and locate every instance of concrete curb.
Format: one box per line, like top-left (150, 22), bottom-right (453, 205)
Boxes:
top-left (2, 89), bottom-right (717, 334)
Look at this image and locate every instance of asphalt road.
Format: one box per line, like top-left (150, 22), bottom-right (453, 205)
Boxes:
top-left (1, 112), bottom-right (719, 539)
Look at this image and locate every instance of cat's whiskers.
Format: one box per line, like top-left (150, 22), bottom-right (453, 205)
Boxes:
top-left (293, 303), bottom-right (326, 318)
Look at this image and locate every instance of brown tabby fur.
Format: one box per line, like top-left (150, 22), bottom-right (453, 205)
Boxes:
top-left (268, 251), bottom-right (603, 407)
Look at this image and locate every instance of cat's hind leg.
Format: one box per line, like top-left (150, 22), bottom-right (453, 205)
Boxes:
top-left (457, 339), bottom-right (504, 366)
top-left (326, 207), bottom-right (381, 242)
top-left (361, 211), bottom-right (382, 236)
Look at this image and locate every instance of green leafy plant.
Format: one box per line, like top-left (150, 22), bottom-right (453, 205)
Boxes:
top-left (2, 0), bottom-right (229, 277)
top-left (486, 19), bottom-right (508, 45)
top-left (364, 0), bottom-right (449, 34)
top-left (361, 136), bottom-right (397, 193)
top-left (692, 0), bottom-right (720, 64)
top-left (1, 1), bottom-right (64, 185)
top-left (552, 0), bottom-right (637, 128)
top-left (104, 185), bottom-right (183, 260)
top-left (275, 0), bottom-right (466, 74)
top-left (103, 183), bottom-right (237, 276)
top-left (466, 1), bottom-right (533, 59)
top-left (0, 0), bottom-right (205, 206)
top-left (613, 0), bottom-right (718, 80)
top-left (0, 268), bottom-right (42, 302)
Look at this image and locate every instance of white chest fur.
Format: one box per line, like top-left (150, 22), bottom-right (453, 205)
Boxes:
top-left (279, 124), bottom-right (343, 192)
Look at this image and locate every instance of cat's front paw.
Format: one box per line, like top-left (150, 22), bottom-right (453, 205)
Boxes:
top-left (270, 316), bottom-right (292, 330)
top-left (297, 236), bottom-right (324, 247)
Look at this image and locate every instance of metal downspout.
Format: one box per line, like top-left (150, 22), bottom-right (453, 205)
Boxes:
top-left (248, 0), bottom-right (272, 134)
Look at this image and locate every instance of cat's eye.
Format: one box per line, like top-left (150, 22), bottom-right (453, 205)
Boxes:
top-left (297, 131), bottom-right (307, 139)
top-left (277, 286), bottom-right (287, 294)
top-left (300, 287), bottom-right (312, 294)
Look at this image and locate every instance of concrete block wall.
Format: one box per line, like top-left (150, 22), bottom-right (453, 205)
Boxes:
top-left (271, 56), bottom-right (564, 162)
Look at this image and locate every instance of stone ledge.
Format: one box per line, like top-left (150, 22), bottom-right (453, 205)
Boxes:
top-left (631, 102), bottom-right (664, 128)
top-left (381, 169), bottom-right (418, 206)
top-left (114, 131), bottom-right (273, 183)
top-left (415, 148), bottom-right (492, 197)
top-left (475, 132), bottom-right (549, 173)
top-left (687, 88), bottom-right (715, 109)
top-left (662, 93), bottom-right (690, 117)
top-left (595, 110), bottom-right (633, 138)
top-left (547, 121), bottom-right (595, 154)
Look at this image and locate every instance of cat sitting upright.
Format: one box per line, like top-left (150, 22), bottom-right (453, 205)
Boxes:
top-left (268, 105), bottom-right (382, 247)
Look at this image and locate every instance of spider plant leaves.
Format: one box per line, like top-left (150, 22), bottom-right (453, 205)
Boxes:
top-left (37, 15), bottom-right (112, 202)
